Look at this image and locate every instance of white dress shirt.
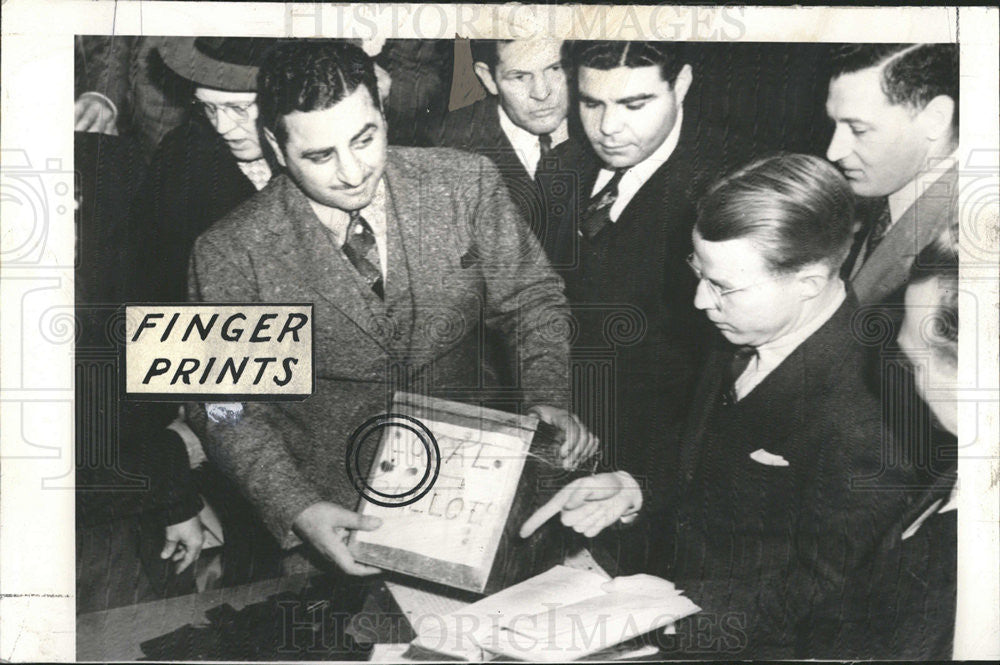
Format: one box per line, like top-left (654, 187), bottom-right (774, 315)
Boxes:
top-left (886, 150), bottom-right (958, 228)
top-left (590, 110), bottom-right (684, 222)
top-left (734, 281), bottom-right (847, 401)
top-left (497, 104), bottom-right (569, 180)
top-left (308, 177), bottom-right (388, 280)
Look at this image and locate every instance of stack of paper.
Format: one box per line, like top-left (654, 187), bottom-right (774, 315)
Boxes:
top-left (409, 565), bottom-right (700, 661)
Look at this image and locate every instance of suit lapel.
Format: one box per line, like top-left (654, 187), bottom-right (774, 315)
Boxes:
top-left (266, 176), bottom-right (390, 352)
top-left (852, 167), bottom-right (957, 304)
top-left (381, 157), bottom-right (418, 352)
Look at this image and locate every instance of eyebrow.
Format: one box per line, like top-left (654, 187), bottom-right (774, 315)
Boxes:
top-left (352, 123), bottom-right (377, 142)
top-left (298, 123), bottom-right (377, 159)
top-left (615, 93), bottom-right (656, 105)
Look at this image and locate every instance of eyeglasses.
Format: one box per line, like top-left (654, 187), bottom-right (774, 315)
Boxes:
top-left (193, 99), bottom-right (256, 124)
top-left (686, 253), bottom-right (784, 308)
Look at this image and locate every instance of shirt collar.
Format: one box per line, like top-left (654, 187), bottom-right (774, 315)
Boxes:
top-left (753, 280), bottom-right (847, 375)
top-left (591, 108), bottom-right (684, 203)
top-left (887, 149), bottom-right (958, 225)
top-left (497, 102), bottom-right (569, 178)
top-left (307, 177), bottom-right (387, 247)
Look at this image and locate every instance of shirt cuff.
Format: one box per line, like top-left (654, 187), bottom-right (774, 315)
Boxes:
top-left (77, 91), bottom-right (118, 119)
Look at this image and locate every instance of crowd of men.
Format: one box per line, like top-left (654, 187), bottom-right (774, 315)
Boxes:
top-left (75, 36), bottom-right (959, 659)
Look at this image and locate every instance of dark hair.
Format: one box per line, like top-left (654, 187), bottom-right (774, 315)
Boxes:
top-left (470, 39), bottom-right (570, 76)
top-left (908, 220), bottom-right (959, 365)
top-left (258, 39), bottom-right (380, 147)
top-left (696, 153), bottom-right (856, 274)
top-left (469, 39), bottom-right (511, 74)
top-left (572, 41), bottom-right (686, 85)
top-left (830, 43), bottom-right (958, 135)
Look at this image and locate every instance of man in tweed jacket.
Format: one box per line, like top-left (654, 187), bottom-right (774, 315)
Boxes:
top-left (188, 41), bottom-right (594, 576)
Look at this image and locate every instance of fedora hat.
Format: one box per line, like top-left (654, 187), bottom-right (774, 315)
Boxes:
top-left (158, 37), bottom-right (272, 91)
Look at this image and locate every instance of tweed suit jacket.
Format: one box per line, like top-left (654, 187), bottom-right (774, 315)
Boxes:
top-left (188, 146), bottom-right (571, 547)
top-left (849, 165), bottom-right (957, 307)
top-left (632, 292), bottom-right (925, 658)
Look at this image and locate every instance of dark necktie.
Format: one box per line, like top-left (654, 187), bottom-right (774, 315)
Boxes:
top-left (864, 197), bottom-right (892, 262)
top-left (580, 169), bottom-right (625, 240)
top-left (342, 211), bottom-right (384, 299)
top-left (534, 133), bottom-right (553, 179)
top-left (722, 346), bottom-right (757, 406)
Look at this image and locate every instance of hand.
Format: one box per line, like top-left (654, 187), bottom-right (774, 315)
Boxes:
top-left (292, 501), bottom-right (383, 576)
top-left (161, 515), bottom-right (206, 574)
top-left (74, 92), bottom-right (118, 135)
top-left (529, 405), bottom-right (599, 470)
top-left (519, 471), bottom-right (642, 539)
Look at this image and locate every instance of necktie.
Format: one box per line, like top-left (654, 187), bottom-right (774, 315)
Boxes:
top-left (864, 197), bottom-right (892, 262)
top-left (580, 169), bottom-right (625, 240)
top-left (722, 346), bottom-right (757, 406)
top-left (239, 158), bottom-right (271, 191)
top-left (342, 211), bottom-right (384, 299)
top-left (534, 133), bottom-right (553, 179)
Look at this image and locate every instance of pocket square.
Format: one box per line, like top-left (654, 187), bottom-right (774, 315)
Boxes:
top-left (749, 448), bottom-right (789, 467)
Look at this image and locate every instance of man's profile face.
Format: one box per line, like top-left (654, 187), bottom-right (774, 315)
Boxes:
top-left (478, 40), bottom-right (569, 136)
top-left (898, 277), bottom-right (958, 435)
top-left (270, 86), bottom-right (387, 212)
top-left (193, 87), bottom-right (263, 162)
top-left (578, 64), bottom-right (689, 169)
top-left (690, 230), bottom-right (802, 348)
top-left (825, 67), bottom-right (933, 197)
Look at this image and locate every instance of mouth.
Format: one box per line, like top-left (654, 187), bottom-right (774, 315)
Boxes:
top-left (598, 143), bottom-right (630, 153)
top-left (333, 178), bottom-right (370, 195)
top-left (531, 107), bottom-right (559, 118)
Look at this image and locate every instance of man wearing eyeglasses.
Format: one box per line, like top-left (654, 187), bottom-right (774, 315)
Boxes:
top-left (131, 37), bottom-right (276, 304)
top-left (538, 42), bottom-right (752, 560)
top-left (523, 154), bottom-right (924, 658)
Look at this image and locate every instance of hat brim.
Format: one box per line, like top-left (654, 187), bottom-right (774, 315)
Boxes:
top-left (158, 37), bottom-right (259, 92)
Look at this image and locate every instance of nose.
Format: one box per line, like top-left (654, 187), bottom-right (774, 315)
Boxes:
top-left (529, 74), bottom-right (551, 101)
top-left (693, 279), bottom-right (715, 311)
top-left (212, 110), bottom-right (239, 137)
top-left (826, 124), bottom-right (851, 164)
top-left (599, 106), bottom-right (624, 137)
top-left (337, 150), bottom-right (365, 188)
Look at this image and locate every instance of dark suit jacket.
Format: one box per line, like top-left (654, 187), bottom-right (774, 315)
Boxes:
top-left (633, 293), bottom-right (926, 658)
top-left (545, 120), bottom-right (753, 480)
top-left (848, 166), bottom-right (957, 308)
top-left (437, 97), bottom-right (582, 255)
top-left (188, 147), bottom-right (571, 547)
top-left (130, 115), bottom-right (259, 303)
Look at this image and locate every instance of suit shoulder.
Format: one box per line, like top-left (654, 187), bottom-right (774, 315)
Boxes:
top-left (437, 98), bottom-right (496, 148)
top-left (195, 181), bottom-right (283, 248)
top-left (389, 146), bottom-right (495, 176)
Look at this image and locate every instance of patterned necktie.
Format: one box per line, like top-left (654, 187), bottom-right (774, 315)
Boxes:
top-left (239, 158), bottom-right (271, 191)
top-left (722, 346), bottom-right (757, 406)
top-left (534, 133), bottom-right (553, 179)
top-left (342, 211), bottom-right (384, 299)
top-left (864, 197), bottom-right (892, 262)
top-left (580, 169), bottom-right (625, 240)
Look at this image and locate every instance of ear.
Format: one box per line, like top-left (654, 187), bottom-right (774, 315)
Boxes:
top-left (263, 127), bottom-right (286, 168)
top-left (672, 64), bottom-right (694, 105)
top-left (917, 94), bottom-right (956, 143)
top-left (794, 264), bottom-right (832, 300)
top-left (473, 61), bottom-right (500, 97)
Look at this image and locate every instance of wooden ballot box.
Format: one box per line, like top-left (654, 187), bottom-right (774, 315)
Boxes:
top-left (349, 392), bottom-right (583, 595)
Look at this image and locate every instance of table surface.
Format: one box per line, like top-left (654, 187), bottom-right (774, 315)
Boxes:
top-left (76, 550), bottom-right (608, 661)
top-left (77, 573), bottom-right (314, 661)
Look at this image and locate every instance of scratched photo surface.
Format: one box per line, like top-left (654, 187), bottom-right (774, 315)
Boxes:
top-left (1, 3), bottom-right (997, 663)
